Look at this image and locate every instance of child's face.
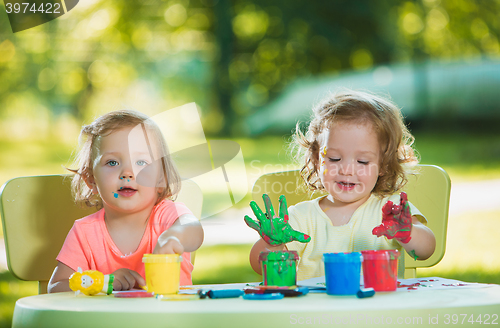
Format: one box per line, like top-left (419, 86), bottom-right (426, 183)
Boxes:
top-left (318, 121), bottom-right (381, 207)
top-left (88, 126), bottom-right (163, 217)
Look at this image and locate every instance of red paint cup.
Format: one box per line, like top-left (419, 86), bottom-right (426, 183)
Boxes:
top-left (361, 250), bottom-right (400, 292)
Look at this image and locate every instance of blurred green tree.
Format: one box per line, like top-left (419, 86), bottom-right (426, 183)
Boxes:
top-left (0, 0), bottom-right (498, 138)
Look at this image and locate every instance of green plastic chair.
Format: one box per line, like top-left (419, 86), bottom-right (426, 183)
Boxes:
top-left (251, 164), bottom-right (451, 279)
top-left (0, 175), bottom-right (203, 294)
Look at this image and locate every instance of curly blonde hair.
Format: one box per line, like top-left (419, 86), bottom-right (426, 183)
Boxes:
top-left (292, 89), bottom-right (419, 198)
top-left (68, 109), bottom-right (181, 208)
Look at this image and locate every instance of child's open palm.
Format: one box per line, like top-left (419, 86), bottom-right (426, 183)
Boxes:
top-left (372, 192), bottom-right (412, 243)
top-left (244, 194), bottom-right (311, 246)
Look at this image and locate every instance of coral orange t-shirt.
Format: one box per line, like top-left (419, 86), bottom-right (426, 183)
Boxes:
top-left (56, 199), bottom-right (194, 286)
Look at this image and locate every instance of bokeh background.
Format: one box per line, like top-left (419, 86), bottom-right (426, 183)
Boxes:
top-left (1, 0), bottom-right (500, 326)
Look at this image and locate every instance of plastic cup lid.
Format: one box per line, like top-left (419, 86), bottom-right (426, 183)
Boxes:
top-left (322, 252), bottom-right (363, 263)
top-left (142, 254), bottom-right (183, 263)
top-left (361, 249), bottom-right (400, 260)
top-left (259, 250), bottom-right (299, 262)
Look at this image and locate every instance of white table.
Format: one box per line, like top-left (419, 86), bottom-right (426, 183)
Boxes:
top-left (13, 282), bottom-right (500, 328)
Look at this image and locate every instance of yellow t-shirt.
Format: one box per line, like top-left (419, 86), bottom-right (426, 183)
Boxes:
top-left (286, 193), bottom-right (426, 281)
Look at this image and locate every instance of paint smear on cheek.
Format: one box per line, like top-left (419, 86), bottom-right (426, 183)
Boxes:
top-left (113, 192), bottom-right (119, 198)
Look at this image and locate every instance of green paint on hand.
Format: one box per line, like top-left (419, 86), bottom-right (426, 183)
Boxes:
top-left (244, 194), bottom-right (311, 246)
top-left (409, 250), bottom-right (418, 261)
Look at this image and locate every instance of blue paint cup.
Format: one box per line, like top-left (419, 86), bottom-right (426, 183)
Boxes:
top-left (323, 252), bottom-right (363, 295)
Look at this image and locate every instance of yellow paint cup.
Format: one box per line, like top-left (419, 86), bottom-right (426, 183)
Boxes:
top-left (142, 254), bottom-right (182, 295)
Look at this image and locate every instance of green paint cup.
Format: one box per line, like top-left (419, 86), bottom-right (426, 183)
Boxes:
top-left (259, 251), bottom-right (298, 286)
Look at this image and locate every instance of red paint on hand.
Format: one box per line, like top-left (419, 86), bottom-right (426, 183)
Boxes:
top-left (372, 192), bottom-right (412, 243)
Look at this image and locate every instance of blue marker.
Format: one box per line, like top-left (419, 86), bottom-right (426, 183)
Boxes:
top-left (243, 293), bottom-right (284, 300)
top-left (199, 289), bottom-right (244, 299)
top-left (356, 288), bottom-right (375, 298)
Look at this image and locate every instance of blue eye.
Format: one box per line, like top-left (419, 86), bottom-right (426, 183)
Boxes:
top-left (136, 160), bottom-right (148, 166)
top-left (107, 160), bottom-right (119, 167)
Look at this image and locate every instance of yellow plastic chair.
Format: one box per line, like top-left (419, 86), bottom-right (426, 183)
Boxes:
top-left (0, 175), bottom-right (203, 294)
top-left (251, 164), bottom-right (451, 279)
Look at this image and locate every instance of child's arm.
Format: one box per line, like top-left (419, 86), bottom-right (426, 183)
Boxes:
top-left (153, 214), bottom-right (204, 255)
top-left (398, 216), bottom-right (436, 260)
top-left (48, 262), bottom-right (75, 293)
top-left (48, 262), bottom-right (147, 293)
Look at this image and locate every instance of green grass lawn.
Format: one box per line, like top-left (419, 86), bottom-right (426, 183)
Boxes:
top-left (0, 272), bottom-right (38, 327)
top-left (1, 131), bottom-right (500, 327)
top-left (413, 131), bottom-right (500, 181)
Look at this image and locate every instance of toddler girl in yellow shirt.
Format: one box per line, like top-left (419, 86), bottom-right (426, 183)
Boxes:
top-left (246, 89), bottom-right (436, 281)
